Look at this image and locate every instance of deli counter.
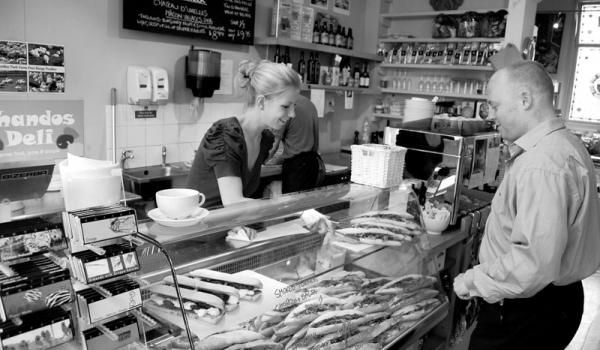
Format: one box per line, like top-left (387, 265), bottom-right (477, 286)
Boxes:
top-left (0, 183), bottom-right (490, 350)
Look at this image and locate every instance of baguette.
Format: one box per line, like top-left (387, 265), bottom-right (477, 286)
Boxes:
top-left (223, 339), bottom-right (283, 350)
top-left (306, 310), bottom-right (368, 337)
top-left (301, 271), bottom-right (365, 297)
top-left (375, 274), bottom-right (437, 295)
top-left (148, 284), bottom-right (224, 324)
top-left (360, 277), bottom-right (395, 294)
top-left (164, 275), bottom-right (240, 312)
top-left (335, 228), bottom-right (408, 247)
top-left (343, 294), bottom-right (391, 314)
top-left (389, 288), bottom-right (439, 312)
top-left (283, 297), bottom-right (344, 326)
top-left (197, 329), bottom-right (265, 350)
top-left (188, 269), bottom-right (263, 301)
top-left (313, 326), bottom-right (372, 350)
top-left (391, 298), bottom-right (442, 321)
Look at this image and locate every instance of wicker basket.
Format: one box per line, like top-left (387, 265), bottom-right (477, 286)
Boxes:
top-left (350, 144), bottom-right (407, 188)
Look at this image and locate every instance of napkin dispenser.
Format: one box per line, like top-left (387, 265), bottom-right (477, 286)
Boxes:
top-left (186, 47), bottom-right (221, 98)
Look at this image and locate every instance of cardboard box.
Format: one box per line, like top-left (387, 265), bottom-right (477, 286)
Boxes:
top-left (270, 0), bottom-right (292, 38)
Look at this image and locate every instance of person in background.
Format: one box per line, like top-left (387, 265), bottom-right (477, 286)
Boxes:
top-left (186, 59), bottom-right (301, 208)
top-left (453, 61), bottom-right (600, 350)
top-left (268, 94), bottom-right (325, 193)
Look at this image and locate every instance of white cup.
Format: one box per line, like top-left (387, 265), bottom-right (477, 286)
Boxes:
top-left (155, 188), bottom-right (206, 220)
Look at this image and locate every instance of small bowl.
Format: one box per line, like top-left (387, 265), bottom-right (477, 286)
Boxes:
top-left (422, 210), bottom-right (451, 235)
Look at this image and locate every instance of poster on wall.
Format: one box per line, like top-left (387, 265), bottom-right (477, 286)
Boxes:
top-left (310, 0), bottom-right (329, 10)
top-left (333, 0), bottom-right (350, 15)
top-left (0, 100), bottom-right (84, 162)
top-left (0, 40), bottom-right (65, 93)
top-left (570, 47), bottom-right (600, 122)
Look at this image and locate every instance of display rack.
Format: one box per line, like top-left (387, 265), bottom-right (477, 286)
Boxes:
top-left (380, 88), bottom-right (488, 100)
top-left (380, 63), bottom-right (494, 71)
top-left (380, 8), bottom-right (507, 19)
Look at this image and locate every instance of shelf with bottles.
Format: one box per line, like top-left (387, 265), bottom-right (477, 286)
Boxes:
top-left (380, 8), bottom-right (508, 20)
top-left (380, 62), bottom-right (494, 71)
top-left (302, 83), bottom-right (381, 94)
top-left (254, 37), bottom-right (383, 62)
top-left (373, 112), bottom-right (403, 119)
top-left (381, 88), bottom-right (487, 101)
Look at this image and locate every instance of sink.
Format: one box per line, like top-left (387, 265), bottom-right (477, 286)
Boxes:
top-left (122, 164), bottom-right (190, 200)
top-left (123, 164), bottom-right (189, 183)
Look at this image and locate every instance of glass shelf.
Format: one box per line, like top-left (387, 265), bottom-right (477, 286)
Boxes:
top-left (380, 63), bottom-right (494, 71)
top-left (380, 88), bottom-right (487, 100)
top-left (374, 113), bottom-right (403, 119)
top-left (303, 84), bottom-right (381, 94)
top-left (381, 8), bottom-right (507, 20)
top-left (378, 37), bottom-right (504, 43)
top-left (254, 36), bottom-right (383, 62)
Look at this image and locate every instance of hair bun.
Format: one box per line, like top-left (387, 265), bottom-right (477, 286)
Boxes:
top-left (238, 59), bottom-right (258, 89)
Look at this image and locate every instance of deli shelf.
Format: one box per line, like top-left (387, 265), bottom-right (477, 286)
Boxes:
top-left (254, 36), bottom-right (383, 62)
top-left (380, 88), bottom-right (488, 100)
top-left (378, 37), bottom-right (504, 44)
top-left (303, 83), bottom-right (381, 94)
top-left (381, 8), bottom-right (507, 19)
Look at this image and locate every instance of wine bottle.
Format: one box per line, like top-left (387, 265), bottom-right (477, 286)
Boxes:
top-left (353, 62), bottom-right (360, 87)
top-left (307, 52), bottom-right (314, 84)
top-left (313, 53), bottom-right (321, 85)
top-left (312, 21), bottom-right (320, 44)
top-left (360, 62), bottom-right (370, 88)
top-left (335, 25), bottom-right (343, 48)
top-left (298, 51), bottom-right (307, 83)
top-left (273, 45), bottom-right (281, 63)
top-left (347, 28), bottom-right (354, 50)
top-left (328, 24), bottom-right (335, 46)
top-left (320, 22), bottom-right (328, 45)
top-left (284, 47), bottom-right (292, 69)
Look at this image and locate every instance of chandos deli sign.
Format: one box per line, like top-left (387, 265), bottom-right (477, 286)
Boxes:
top-left (0, 100), bottom-right (84, 162)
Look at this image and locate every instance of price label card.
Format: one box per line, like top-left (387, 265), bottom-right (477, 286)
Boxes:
top-left (345, 91), bottom-right (353, 109)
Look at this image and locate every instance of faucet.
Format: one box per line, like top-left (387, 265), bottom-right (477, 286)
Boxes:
top-left (162, 146), bottom-right (167, 167)
top-left (121, 150), bottom-right (134, 169)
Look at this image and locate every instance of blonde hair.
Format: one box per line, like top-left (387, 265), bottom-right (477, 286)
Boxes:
top-left (236, 59), bottom-right (301, 106)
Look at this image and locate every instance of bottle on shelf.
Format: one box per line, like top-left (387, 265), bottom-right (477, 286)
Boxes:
top-left (335, 25), bottom-right (344, 48)
top-left (298, 51), bottom-right (307, 83)
top-left (313, 53), bottom-right (321, 84)
top-left (273, 45), bottom-right (281, 63)
top-left (340, 57), bottom-right (350, 86)
top-left (340, 27), bottom-right (347, 48)
top-left (328, 24), bottom-right (335, 46)
top-left (353, 62), bottom-right (360, 88)
top-left (360, 62), bottom-right (370, 88)
top-left (307, 52), bottom-right (314, 84)
top-left (312, 21), bottom-right (320, 44)
top-left (346, 28), bottom-right (354, 50)
top-left (320, 22), bottom-right (329, 45)
top-left (284, 47), bottom-right (292, 69)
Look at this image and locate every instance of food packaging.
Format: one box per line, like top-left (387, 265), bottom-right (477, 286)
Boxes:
top-left (62, 205), bottom-right (137, 245)
top-left (0, 307), bottom-right (73, 350)
top-left (76, 278), bottom-right (142, 324)
top-left (82, 315), bottom-right (140, 350)
top-left (0, 216), bottom-right (66, 262)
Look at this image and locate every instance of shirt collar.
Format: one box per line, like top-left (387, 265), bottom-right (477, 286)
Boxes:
top-left (513, 118), bottom-right (565, 153)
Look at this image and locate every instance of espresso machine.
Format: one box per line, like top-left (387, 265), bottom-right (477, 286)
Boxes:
top-left (393, 128), bottom-right (502, 224)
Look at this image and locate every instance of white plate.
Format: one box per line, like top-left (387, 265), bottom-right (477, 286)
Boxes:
top-left (147, 207), bottom-right (209, 227)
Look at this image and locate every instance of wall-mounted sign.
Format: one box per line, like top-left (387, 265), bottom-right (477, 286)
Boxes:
top-left (0, 41), bottom-right (65, 93)
top-left (123, 0), bottom-right (255, 45)
top-left (0, 100), bottom-right (84, 162)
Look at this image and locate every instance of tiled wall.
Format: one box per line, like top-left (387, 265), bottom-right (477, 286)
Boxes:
top-left (105, 102), bottom-right (244, 168)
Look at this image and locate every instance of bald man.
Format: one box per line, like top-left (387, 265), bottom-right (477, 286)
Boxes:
top-left (453, 61), bottom-right (600, 349)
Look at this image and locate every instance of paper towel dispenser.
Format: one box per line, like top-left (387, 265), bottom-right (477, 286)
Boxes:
top-left (186, 47), bottom-right (221, 98)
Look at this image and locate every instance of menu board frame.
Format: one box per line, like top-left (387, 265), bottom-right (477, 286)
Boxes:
top-left (123, 0), bottom-right (255, 45)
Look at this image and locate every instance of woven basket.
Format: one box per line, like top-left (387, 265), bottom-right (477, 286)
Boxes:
top-left (351, 144), bottom-right (407, 188)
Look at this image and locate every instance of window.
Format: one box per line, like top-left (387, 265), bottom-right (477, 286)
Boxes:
top-left (570, 3), bottom-right (600, 122)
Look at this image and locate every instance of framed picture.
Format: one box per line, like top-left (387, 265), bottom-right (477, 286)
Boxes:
top-left (333, 0), bottom-right (350, 15)
top-left (534, 12), bottom-right (565, 74)
top-left (310, 0), bottom-right (329, 10)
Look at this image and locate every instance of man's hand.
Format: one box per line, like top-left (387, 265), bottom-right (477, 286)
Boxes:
top-left (453, 272), bottom-right (472, 300)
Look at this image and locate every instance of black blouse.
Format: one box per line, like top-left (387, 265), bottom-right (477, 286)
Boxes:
top-left (186, 117), bottom-right (274, 208)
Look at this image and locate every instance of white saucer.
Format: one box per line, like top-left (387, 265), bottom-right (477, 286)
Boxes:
top-left (147, 207), bottom-right (209, 228)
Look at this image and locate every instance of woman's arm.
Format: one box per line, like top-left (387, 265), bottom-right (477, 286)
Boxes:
top-left (216, 176), bottom-right (254, 206)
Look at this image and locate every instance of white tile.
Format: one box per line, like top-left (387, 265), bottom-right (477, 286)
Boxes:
top-left (145, 106), bottom-right (164, 125)
top-left (179, 143), bottom-right (197, 164)
top-left (120, 104), bottom-right (136, 126)
top-left (126, 125), bottom-right (146, 147)
top-left (163, 104), bottom-right (179, 124)
top-left (164, 144), bottom-right (180, 163)
top-left (116, 126), bottom-right (128, 148)
top-left (179, 123), bottom-right (198, 143)
top-left (126, 147), bottom-right (146, 168)
top-left (163, 125), bottom-right (179, 144)
top-left (146, 125), bottom-right (164, 146)
top-left (146, 145), bottom-right (163, 166)
top-left (175, 103), bottom-right (199, 123)
top-left (197, 123), bottom-right (211, 141)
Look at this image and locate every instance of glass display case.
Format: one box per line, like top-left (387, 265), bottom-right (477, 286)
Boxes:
top-left (134, 183), bottom-right (469, 350)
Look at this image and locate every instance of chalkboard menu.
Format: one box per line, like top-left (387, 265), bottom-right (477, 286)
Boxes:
top-left (123, 0), bottom-right (255, 45)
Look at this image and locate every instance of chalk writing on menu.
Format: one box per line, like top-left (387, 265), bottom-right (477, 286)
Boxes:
top-left (123, 0), bottom-right (255, 45)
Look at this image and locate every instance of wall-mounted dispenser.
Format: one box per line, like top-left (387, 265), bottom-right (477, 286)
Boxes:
top-left (127, 66), bottom-right (152, 105)
top-left (148, 66), bottom-right (169, 104)
top-left (186, 47), bottom-right (221, 98)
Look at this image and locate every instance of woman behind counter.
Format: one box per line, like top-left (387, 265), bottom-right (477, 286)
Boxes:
top-left (186, 60), bottom-right (301, 208)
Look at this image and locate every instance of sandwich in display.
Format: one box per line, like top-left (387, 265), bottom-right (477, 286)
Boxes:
top-left (163, 275), bottom-right (240, 312)
top-left (343, 294), bottom-right (391, 314)
top-left (375, 274), bottom-right (437, 295)
top-left (359, 277), bottom-right (395, 294)
top-left (306, 309), bottom-right (370, 337)
top-left (188, 269), bottom-right (263, 301)
top-left (334, 227), bottom-right (410, 246)
top-left (301, 271), bottom-right (365, 297)
top-left (196, 329), bottom-right (265, 350)
top-left (283, 297), bottom-right (344, 326)
top-left (389, 288), bottom-right (439, 312)
top-left (148, 284), bottom-right (225, 324)
top-left (391, 298), bottom-right (442, 321)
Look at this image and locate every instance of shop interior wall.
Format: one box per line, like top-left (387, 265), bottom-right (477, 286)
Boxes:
top-left (0, 0), bottom-right (379, 167)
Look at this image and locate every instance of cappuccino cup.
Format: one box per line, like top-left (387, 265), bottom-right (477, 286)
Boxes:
top-left (155, 188), bottom-right (206, 220)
